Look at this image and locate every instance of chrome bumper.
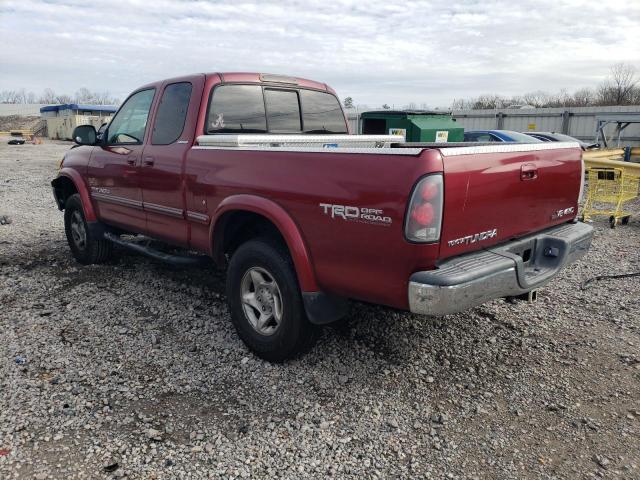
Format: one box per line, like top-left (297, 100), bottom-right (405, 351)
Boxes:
top-left (408, 222), bottom-right (593, 316)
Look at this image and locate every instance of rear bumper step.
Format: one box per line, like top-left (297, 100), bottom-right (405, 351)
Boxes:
top-left (408, 221), bottom-right (593, 316)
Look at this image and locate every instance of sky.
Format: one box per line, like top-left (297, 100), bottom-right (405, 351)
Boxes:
top-left (1, 0), bottom-right (639, 108)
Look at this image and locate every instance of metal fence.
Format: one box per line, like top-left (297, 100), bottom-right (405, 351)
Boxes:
top-left (347, 105), bottom-right (640, 146)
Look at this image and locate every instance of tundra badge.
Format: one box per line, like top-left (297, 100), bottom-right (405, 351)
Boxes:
top-left (447, 228), bottom-right (498, 247)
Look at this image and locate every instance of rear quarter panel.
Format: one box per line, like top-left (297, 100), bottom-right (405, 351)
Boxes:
top-left (186, 148), bottom-right (443, 308)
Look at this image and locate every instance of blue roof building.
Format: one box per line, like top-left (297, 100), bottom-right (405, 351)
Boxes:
top-left (40, 103), bottom-right (118, 140)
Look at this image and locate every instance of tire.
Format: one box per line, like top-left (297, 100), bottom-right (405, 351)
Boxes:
top-left (64, 193), bottom-right (113, 265)
top-left (226, 238), bottom-right (318, 362)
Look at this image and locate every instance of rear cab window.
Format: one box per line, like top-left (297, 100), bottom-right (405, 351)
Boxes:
top-left (299, 89), bottom-right (347, 133)
top-left (207, 85), bottom-right (266, 133)
top-left (206, 84), bottom-right (347, 135)
top-left (264, 89), bottom-right (301, 132)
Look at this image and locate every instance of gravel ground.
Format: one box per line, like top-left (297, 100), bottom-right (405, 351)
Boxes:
top-left (1, 140), bottom-right (639, 479)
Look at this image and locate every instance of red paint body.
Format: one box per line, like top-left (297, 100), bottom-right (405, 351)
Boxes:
top-left (56, 73), bottom-right (582, 311)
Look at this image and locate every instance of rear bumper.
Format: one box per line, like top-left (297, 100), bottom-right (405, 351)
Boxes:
top-left (408, 222), bottom-right (593, 316)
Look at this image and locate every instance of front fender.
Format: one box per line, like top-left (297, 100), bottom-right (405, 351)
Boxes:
top-left (51, 168), bottom-right (97, 222)
top-left (211, 194), bottom-right (319, 292)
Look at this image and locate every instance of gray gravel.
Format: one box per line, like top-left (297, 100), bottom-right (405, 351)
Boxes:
top-left (1, 140), bottom-right (639, 479)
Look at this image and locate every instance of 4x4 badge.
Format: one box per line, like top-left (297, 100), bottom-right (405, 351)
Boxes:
top-left (551, 207), bottom-right (575, 220)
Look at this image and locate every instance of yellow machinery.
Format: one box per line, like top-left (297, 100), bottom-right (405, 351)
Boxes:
top-left (582, 167), bottom-right (640, 227)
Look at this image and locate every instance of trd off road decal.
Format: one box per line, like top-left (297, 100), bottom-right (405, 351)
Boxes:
top-left (319, 203), bottom-right (392, 226)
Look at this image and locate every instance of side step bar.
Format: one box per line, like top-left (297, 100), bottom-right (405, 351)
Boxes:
top-left (104, 233), bottom-right (208, 266)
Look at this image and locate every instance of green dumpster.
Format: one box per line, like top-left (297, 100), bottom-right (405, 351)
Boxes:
top-left (360, 110), bottom-right (463, 143)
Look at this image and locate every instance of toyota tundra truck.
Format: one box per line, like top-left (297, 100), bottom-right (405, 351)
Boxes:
top-left (52, 72), bottom-right (593, 361)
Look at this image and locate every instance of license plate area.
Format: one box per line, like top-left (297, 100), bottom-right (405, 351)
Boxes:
top-left (506, 239), bottom-right (537, 266)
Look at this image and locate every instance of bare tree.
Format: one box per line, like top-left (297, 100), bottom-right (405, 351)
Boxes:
top-left (470, 94), bottom-right (508, 109)
top-left (450, 62), bottom-right (640, 109)
top-left (611, 62), bottom-right (636, 104)
top-left (1, 87), bottom-right (118, 105)
top-left (571, 88), bottom-right (596, 107)
top-left (39, 88), bottom-right (58, 104)
top-left (75, 87), bottom-right (95, 104)
top-left (56, 94), bottom-right (72, 104)
top-left (597, 63), bottom-right (637, 105)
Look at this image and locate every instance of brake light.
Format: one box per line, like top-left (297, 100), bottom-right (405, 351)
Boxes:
top-left (405, 174), bottom-right (443, 242)
top-left (578, 153), bottom-right (585, 205)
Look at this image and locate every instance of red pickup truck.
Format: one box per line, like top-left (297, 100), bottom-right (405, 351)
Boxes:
top-left (52, 72), bottom-right (593, 361)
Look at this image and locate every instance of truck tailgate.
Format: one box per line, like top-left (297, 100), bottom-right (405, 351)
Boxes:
top-left (438, 143), bottom-right (583, 260)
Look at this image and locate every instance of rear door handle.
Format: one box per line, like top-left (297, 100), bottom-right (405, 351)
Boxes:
top-left (143, 156), bottom-right (155, 167)
top-left (521, 163), bottom-right (538, 181)
top-left (126, 155), bottom-right (137, 166)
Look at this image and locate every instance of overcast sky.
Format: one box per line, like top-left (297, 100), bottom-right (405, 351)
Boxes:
top-left (1, 0), bottom-right (639, 107)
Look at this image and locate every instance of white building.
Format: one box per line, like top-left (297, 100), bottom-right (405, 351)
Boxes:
top-left (40, 104), bottom-right (117, 140)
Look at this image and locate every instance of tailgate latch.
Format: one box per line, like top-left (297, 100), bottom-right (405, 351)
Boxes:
top-left (521, 163), bottom-right (538, 181)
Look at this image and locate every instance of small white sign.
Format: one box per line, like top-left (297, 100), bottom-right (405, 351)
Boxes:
top-left (435, 130), bottom-right (449, 143)
top-left (389, 128), bottom-right (406, 140)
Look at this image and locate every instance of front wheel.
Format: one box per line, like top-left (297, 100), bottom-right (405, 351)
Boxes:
top-left (226, 239), bottom-right (318, 362)
top-left (64, 193), bottom-right (113, 265)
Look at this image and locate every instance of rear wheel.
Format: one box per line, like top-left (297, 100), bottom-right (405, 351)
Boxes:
top-left (226, 238), bottom-right (318, 362)
top-left (64, 194), bottom-right (113, 264)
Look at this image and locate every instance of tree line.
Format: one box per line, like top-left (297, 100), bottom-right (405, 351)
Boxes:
top-left (0, 87), bottom-right (120, 105)
top-left (451, 63), bottom-right (640, 110)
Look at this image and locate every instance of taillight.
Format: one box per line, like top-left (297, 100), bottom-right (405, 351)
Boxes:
top-left (577, 153), bottom-right (585, 205)
top-left (405, 174), bottom-right (443, 242)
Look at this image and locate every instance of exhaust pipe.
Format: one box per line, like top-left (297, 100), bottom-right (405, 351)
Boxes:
top-left (507, 290), bottom-right (538, 303)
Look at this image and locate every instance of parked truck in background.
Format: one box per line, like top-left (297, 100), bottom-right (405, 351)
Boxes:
top-left (52, 72), bottom-right (593, 361)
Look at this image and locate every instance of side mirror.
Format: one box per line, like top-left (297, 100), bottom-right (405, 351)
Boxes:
top-left (72, 125), bottom-right (97, 145)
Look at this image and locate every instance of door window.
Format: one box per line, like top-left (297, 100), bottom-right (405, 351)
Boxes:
top-left (152, 82), bottom-right (193, 145)
top-left (264, 89), bottom-right (301, 132)
top-left (107, 89), bottom-right (155, 144)
top-left (207, 85), bottom-right (266, 133)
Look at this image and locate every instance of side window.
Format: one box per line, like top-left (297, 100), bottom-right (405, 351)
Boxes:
top-left (152, 82), bottom-right (193, 145)
top-left (107, 89), bottom-right (155, 144)
top-left (464, 133), bottom-right (478, 142)
top-left (300, 90), bottom-right (347, 133)
top-left (474, 133), bottom-right (493, 142)
top-left (264, 89), bottom-right (301, 132)
top-left (207, 85), bottom-right (266, 133)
